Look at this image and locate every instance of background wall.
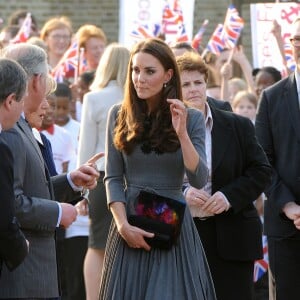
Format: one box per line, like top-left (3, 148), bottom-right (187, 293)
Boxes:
top-left (0, 0), bottom-right (255, 65)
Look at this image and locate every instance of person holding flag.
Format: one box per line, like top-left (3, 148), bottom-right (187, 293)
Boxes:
top-left (40, 16), bottom-right (73, 71)
top-left (10, 12), bottom-right (32, 44)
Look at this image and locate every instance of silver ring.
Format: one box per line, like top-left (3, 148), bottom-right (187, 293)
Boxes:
top-left (214, 201), bottom-right (217, 206)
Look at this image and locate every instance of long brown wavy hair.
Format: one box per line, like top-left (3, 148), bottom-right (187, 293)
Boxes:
top-left (114, 38), bottom-right (183, 155)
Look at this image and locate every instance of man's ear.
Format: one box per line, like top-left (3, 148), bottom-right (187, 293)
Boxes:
top-left (3, 93), bottom-right (16, 110)
top-left (31, 74), bottom-right (40, 93)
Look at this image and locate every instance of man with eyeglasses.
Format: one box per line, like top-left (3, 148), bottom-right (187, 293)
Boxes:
top-left (256, 17), bottom-right (300, 300)
top-left (0, 44), bottom-right (101, 299)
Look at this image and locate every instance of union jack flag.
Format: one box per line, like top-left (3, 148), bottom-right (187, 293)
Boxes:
top-left (206, 24), bottom-right (225, 55)
top-left (284, 42), bottom-right (296, 71)
top-left (222, 4), bottom-right (244, 49)
top-left (51, 64), bottom-right (65, 83)
top-left (51, 39), bottom-right (86, 82)
top-left (11, 12), bottom-right (32, 44)
top-left (162, 0), bottom-right (187, 42)
top-left (253, 235), bottom-right (268, 282)
top-left (191, 19), bottom-right (209, 51)
top-left (176, 23), bottom-right (189, 42)
top-left (130, 23), bottom-right (161, 41)
top-left (162, 0), bottom-right (183, 27)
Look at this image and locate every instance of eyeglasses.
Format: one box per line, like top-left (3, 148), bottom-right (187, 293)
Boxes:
top-left (49, 34), bottom-right (71, 41)
top-left (290, 37), bottom-right (300, 46)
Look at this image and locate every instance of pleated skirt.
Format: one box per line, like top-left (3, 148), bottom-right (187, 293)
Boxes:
top-left (99, 209), bottom-right (217, 300)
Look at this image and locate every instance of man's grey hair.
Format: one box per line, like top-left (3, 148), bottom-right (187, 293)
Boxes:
top-left (0, 43), bottom-right (48, 77)
top-left (0, 58), bottom-right (27, 104)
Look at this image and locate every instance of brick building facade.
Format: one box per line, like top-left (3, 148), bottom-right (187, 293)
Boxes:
top-left (0, 0), bottom-right (264, 66)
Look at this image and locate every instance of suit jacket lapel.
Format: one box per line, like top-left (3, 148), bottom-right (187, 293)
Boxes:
top-left (211, 107), bottom-right (233, 172)
top-left (284, 74), bottom-right (300, 141)
top-left (17, 117), bottom-right (55, 198)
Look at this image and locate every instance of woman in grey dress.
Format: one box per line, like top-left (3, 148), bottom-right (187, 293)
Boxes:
top-left (99, 38), bottom-right (216, 300)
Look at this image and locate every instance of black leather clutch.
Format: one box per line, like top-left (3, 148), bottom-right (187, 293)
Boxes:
top-left (128, 190), bottom-right (186, 250)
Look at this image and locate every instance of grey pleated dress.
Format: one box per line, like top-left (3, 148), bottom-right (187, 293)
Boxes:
top-left (99, 104), bottom-right (216, 300)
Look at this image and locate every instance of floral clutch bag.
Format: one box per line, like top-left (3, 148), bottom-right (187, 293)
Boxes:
top-left (128, 190), bottom-right (186, 249)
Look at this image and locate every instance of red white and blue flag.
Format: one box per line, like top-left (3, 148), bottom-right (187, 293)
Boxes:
top-left (130, 23), bottom-right (161, 41)
top-left (176, 23), bottom-right (189, 42)
top-left (222, 4), bottom-right (244, 49)
top-left (162, 0), bottom-right (188, 42)
top-left (253, 235), bottom-right (268, 282)
top-left (206, 24), bottom-right (225, 55)
top-left (51, 39), bottom-right (86, 82)
top-left (11, 12), bottom-right (32, 44)
top-left (284, 42), bottom-right (296, 72)
top-left (191, 19), bottom-right (209, 50)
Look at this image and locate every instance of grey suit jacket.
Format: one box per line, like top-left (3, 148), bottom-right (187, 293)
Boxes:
top-left (0, 117), bottom-right (78, 298)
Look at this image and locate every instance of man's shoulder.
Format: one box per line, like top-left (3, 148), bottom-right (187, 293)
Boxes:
top-left (0, 125), bottom-right (24, 147)
top-left (265, 75), bottom-right (291, 94)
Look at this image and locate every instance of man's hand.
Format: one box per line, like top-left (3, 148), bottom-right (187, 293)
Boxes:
top-left (185, 186), bottom-right (210, 207)
top-left (60, 203), bottom-right (77, 228)
top-left (283, 202), bottom-right (300, 230)
top-left (201, 191), bottom-right (230, 215)
top-left (70, 152), bottom-right (104, 190)
top-left (75, 198), bottom-right (89, 216)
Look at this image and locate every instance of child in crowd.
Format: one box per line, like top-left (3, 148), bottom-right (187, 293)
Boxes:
top-left (52, 82), bottom-right (88, 300)
top-left (232, 90), bottom-right (258, 124)
top-left (52, 82), bottom-right (80, 171)
top-left (40, 93), bottom-right (75, 174)
top-left (71, 71), bottom-right (95, 122)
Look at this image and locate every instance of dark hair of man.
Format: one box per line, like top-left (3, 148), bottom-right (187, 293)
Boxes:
top-left (0, 58), bottom-right (27, 104)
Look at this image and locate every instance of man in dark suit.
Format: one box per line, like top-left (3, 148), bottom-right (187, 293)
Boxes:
top-left (255, 17), bottom-right (300, 300)
top-left (0, 58), bottom-right (28, 273)
top-left (177, 52), bottom-right (272, 300)
top-left (0, 44), bottom-right (100, 299)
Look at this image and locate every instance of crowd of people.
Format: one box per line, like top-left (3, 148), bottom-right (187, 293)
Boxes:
top-left (0, 8), bottom-right (300, 300)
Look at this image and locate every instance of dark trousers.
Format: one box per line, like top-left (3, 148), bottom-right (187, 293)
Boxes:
top-left (268, 235), bottom-right (300, 300)
top-left (63, 236), bottom-right (88, 300)
top-left (254, 271), bottom-right (269, 300)
top-left (7, 298), bottom-right (60, 300)
top-left (194, 217), bottom-right (254, 300)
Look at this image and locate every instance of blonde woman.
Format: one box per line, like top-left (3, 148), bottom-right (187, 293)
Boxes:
top-left (40, 16), bottom-right (72, 70)
top-left (77, 43), bottom-right (130, 300)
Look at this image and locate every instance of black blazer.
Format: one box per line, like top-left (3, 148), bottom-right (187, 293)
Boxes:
top-left (256, 73), bottom-right (300, 237)
top-left (0, 136), bottom-right (27, 272)
top-left (208, 105), bottom-right (272, 261)
top-left (207, 96), bottom-right (232, 112)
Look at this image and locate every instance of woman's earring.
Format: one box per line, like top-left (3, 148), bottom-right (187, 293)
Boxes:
top-left (164, 82), bottom-right (167, 88)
